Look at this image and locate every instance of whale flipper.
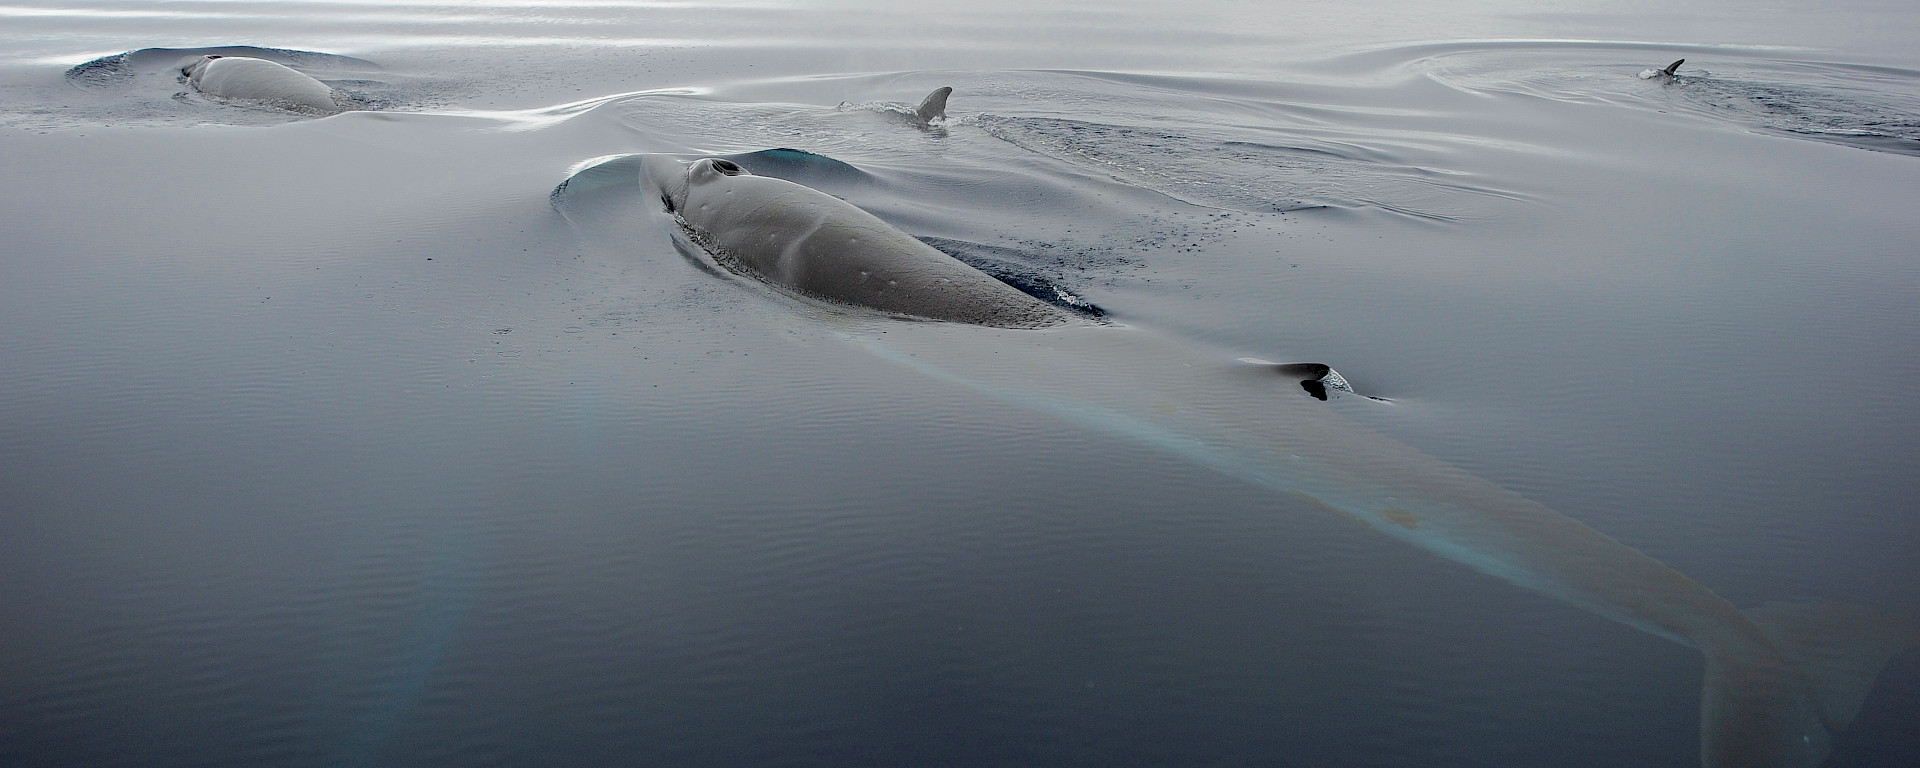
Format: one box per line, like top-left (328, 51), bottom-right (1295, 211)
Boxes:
top-left (915, 86), bottom-right (953, 123)
top-left (1743, 603), bottom-right (1920, 733)
top-left (1664, 58), bottom-right (1685, 77)
top-left (1698, 604), bottom-right (1918, 767)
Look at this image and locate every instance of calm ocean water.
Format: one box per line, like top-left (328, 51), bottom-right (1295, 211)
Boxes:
top-left (2, 1), bottom-right (1917, 766)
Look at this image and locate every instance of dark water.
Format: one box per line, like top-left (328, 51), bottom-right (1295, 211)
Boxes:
top-left (2, 2), bottom-right (1918, 766)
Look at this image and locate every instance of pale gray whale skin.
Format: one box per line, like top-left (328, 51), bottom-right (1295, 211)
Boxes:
top-left (645, 155), bottom-right (1069, 328)
top-left (558, 151), bottom-right (1916, 768)
top-left (180, 55), bottom-right (340, 113)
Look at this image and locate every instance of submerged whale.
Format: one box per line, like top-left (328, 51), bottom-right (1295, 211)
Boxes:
top-left (554, 150), bottom-right (1916, 768)
top-left (180, 55), bottom-right (340, 113)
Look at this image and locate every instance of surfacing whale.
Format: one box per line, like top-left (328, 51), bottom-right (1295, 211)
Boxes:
top-left (645, 155), bottom-right (1069, 328)
top-left (914, 86), bottom-right (952, 123)
top-left (180, 55), bottom-right (341, 113)
top-left (834, 86), bottom-right (955, 129)
top-left (552, 149), bottom-right (1916, 768)
top-left (1640, 58), bottom-right (1686, 80)
top-left (64, 46), bottom-right (377, 90)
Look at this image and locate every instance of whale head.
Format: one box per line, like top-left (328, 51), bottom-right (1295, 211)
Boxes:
top-left (690, 157), bottom-right (748, 183)
top-left (180, 54), bottom-right (223, 78)
top-left (646, 156), bottom-right (748, 214)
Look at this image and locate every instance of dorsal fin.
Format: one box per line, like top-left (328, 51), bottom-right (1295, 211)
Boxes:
top-left (915, 86), bottom-right (952, 123)
top-left (1663, 58), bottom-right (1684, 76)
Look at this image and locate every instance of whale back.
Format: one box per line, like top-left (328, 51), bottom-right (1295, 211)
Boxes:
top-left (670, 158), bottom-right (1067, 328)
top-left (184, 56), bottom-right (339, 113)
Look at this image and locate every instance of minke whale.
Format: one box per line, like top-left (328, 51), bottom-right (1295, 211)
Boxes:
top-left (553, 149), bottom-right (1917, 768)
top-left (914, 86), bottom-right (952, 124)
top-left (644, 155), bottom-right (1067, 328)
top-left (1641, 58), bottom-right (1686, 80)
top-left (180, 54), bottom-right (340, 113)
top-left (836, 87), bottom-right (953, 128)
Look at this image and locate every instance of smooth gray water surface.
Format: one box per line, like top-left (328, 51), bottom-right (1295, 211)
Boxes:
top-left (2, 1), bottom-right (1917, 766)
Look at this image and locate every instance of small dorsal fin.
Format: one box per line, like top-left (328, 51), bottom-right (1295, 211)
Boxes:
top-left (915, 86), bottom-right (952, 123)
top-left (1663, 58), bottom-right (1684, 76)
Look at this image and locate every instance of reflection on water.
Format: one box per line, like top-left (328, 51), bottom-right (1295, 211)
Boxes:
top-left (2, 1), bottom-right (1918, 767)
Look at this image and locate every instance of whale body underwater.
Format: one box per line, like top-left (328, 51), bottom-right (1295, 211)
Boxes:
top-left (179, 54), bottom-right (340, 113)
top-left (552, 91), bottom-right (1917, 767)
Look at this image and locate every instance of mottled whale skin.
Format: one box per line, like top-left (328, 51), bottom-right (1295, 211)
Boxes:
top-left (180, 55), bottom-right (339, 113)
top-left (559, 147), bottom-right (1916, 768)
top-left (647, 156), bottom-right (1069, 328)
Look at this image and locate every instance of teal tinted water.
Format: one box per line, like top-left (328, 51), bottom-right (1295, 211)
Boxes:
top-left (2, 2), bottom-right (1917, 766)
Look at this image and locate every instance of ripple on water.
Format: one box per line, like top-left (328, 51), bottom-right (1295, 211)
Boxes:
top-left (1416, 42), bottom-right (1920, 157)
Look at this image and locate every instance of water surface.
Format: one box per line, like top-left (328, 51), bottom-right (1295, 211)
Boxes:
top-left (2, 1), bottom-right (1917, 766)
